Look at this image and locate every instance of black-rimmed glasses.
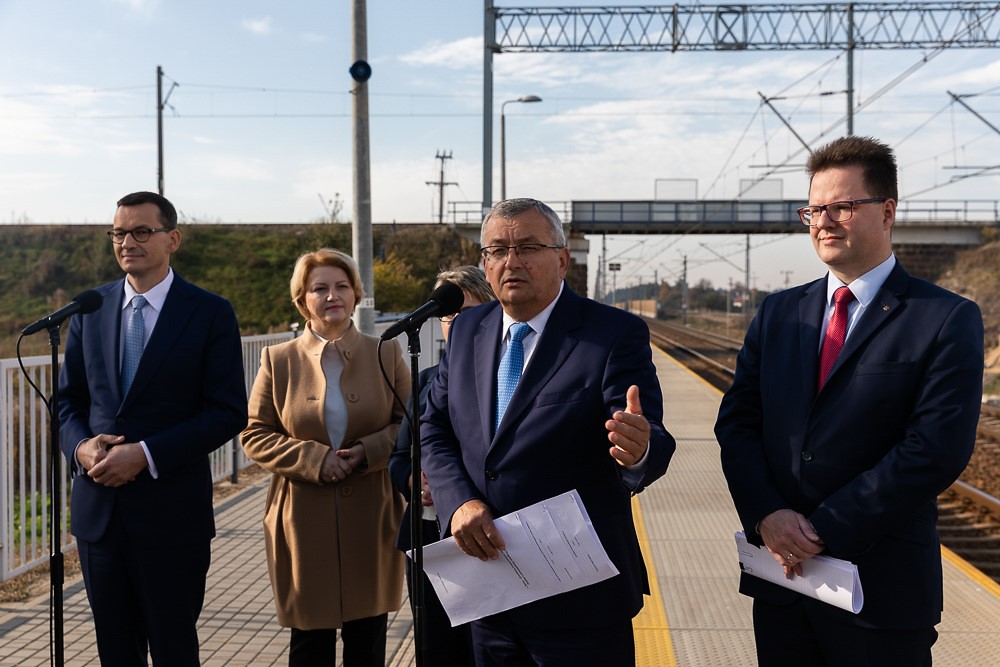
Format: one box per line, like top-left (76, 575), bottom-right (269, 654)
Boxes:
top-left (480, 243), bottom-right (563, 263)
top-left (797, 198), bottom-right (887, 226)
top-left (107, 228), bottom-right (170, 244)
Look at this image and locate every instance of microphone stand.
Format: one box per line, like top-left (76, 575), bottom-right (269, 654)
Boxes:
top-left (405, 327), bottom-right (426, 667)
top-left (47, 324), bottom-right (65, 667)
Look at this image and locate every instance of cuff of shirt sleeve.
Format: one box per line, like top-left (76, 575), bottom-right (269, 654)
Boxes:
top-left (139, 441), bottom-right (159, 479)
top-left (626, 440), bottom-right (651, 470)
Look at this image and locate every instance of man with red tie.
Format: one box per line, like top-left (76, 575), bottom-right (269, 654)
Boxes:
top-left (716, 136), bottom-right (983, 666)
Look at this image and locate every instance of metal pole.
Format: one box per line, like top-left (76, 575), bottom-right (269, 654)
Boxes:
top-left (500, 106), bottom-right (507, 200)
top-left (744, 234), bottom-right (752, 329)
top-left (847, 4), bottom-right (855, 136)
top-left (483, 1), bottom-right (496, 217)
top-left (352, 0), bottom-right (374, 334)
top-left (682, 255), bottom-right (688, 326)
top-left (48, 326), bottom-right (65, 667)
top-left (438, 152), bottom-right (446, 224)
top-left (157, 66), bottom-right (164, 195)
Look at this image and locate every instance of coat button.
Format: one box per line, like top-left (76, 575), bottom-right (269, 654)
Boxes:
top-left (342, 485), bottom-right (353, 496)
top-left (801, 452), bottom-right (814, 462)
top-left (346, 392), bottom-right (359, 402)
top-left (485, 469), bottom-right (498, 480)
top-left (344, 349), bottom-right (353, 360)
top-left (116, 417), bottom-right (125, 424)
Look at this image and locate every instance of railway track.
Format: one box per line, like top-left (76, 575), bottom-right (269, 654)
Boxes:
top-left (646, 317), bottom-right (1000, 583)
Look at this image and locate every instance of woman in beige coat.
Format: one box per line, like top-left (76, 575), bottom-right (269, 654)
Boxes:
top-left (242, 248), bottom-right (409, 666)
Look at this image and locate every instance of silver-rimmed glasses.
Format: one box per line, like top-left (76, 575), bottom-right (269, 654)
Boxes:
top-left (480, 243), bottom-right (563, 263)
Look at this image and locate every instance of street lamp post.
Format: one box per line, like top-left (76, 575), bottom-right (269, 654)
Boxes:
top-left (500, 95), bottom-right (542, 201)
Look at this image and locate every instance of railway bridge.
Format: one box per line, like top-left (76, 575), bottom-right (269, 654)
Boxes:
top-left (441, 198), bottom-right (999, 286)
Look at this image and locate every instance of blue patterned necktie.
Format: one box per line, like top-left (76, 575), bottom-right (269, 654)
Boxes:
top-left (121, 295), bottom-right (147, 396)
top-left (495, 322), bottom-right (531, 433)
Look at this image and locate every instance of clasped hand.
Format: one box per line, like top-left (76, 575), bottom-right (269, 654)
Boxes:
top-left (759, 509), bottom-right (825, 579)
top-left (78, 434), bottom-right (148, 487)
top-left (320, 442), bottom-right (366, 484)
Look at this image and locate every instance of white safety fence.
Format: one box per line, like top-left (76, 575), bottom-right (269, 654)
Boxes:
top-left (0, 331), bottom-right (293, 583)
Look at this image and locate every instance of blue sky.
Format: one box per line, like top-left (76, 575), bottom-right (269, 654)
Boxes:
top-left (2, 0), bottom-right (999, 295)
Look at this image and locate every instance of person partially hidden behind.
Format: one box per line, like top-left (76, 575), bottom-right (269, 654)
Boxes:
top-left (715, 136), bottom-right (984, 666)
top-left (389, 265), bottom-right (496, 666)
top-left (59, 191), bottom-right (248, 665)
top-left (421, 198), bottom-right (676, 666)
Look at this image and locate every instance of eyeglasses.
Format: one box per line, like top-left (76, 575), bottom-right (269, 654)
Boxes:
top-left (107, 228), bottom-right (170, 244)
top-left (480, 243), bottom-right (563, 263)
top-left (439, 306), bottom-right (475, 324)
top-left (797, 198), bottom-right (887, 226)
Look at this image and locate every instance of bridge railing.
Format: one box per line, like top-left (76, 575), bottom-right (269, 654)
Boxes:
top-left (896, 199), bottom-right (1000, 224)
top-left (565, 199), bottom-right (1000, 233)
top-left (0, 331), bottom-right (293, 583)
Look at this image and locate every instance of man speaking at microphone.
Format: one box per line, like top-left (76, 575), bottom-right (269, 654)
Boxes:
top-left (58, 191), bottom-right (247, 665)
top-left (421, 198), bottom-right (675, 665)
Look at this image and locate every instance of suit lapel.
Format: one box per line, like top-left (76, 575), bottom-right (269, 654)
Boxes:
top-left (121, 275), bottom-right (197, 406)
top-left (826, 264), bottom-right (907, 383)
top-left (102, 281), bottom-right (126, 404)
top-left (475, 306), bottom-right (503, 447)
top-left (492, 288), bottom-right (580, 445)
top-left (798, 279), bottom-right (827, 396)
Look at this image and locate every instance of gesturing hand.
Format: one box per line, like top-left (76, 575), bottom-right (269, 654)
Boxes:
top-left (605, 385), bottom-right (651, 466)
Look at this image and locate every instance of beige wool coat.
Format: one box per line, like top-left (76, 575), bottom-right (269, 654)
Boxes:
top-left (241, 321), bottom-right (410, 629)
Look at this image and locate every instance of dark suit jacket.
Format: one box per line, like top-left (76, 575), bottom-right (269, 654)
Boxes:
top-left (421, 286), bottom-right (675, 629)
top-left (715, 262), bottom-right (983, 629)
top-left (389, 365), bottom-right (440, 552)
top-left (58, 273), bottom-right (248, 546)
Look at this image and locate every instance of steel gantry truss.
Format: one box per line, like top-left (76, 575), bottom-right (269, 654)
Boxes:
top-left (480, 1), bottom-right (1000, 211)
top-left (491, 3), bottom-right (1000, 52)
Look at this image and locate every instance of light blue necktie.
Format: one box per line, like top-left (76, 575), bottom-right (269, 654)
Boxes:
top-left (121, 295), bottom-right (146, 396)
top-left (495, 322), bottom-right (531, 433)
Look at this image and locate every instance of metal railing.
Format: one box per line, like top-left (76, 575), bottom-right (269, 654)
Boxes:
top-left (0, 331), bottom-right (293, 582)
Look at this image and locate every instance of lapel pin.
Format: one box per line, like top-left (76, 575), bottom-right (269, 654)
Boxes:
top-left (882, 304), bottom-right (890, 311)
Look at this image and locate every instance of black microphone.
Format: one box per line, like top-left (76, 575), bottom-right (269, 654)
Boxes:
top-left (380, 282), bottom-right (464, 340)
top-left (21, 289), bottom-right (104, 335)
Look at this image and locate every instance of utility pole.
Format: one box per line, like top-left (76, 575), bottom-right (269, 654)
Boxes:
top-left (781, 270), bottom-right (794, 288)
top-left (351, 1), bottom-right (374, 334)
top-left (600, 235), bottom-right (608, 303)
top-left (157, 66), bottom-right (163, 195)
top-left (425, 150), bottom-right (457, 224)
top-left (744, 234), bottom-right (753, 329)
top-left (155, 66), bottom-right (177, 196)
top-left (727, 277), bottom-right (733, 338)
top-left (681, 255), bottom-right (688, 326)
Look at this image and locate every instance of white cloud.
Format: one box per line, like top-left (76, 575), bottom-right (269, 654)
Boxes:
top-left (109, 0), bottom-right (160, 17)
top-left (301, 32), bottom-right (326, 44)
top-left (400, 37), bottom-right (480, 70)
top-left (208, 156), bottom-right (274, 182)
top-left (241, 17), bottom-right (273, 35)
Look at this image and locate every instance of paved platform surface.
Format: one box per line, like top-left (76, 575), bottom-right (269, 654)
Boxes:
top-left (1, 348), bottom-right (998, 665)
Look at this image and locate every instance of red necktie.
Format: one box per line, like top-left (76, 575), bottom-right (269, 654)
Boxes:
top-left (818, 286), bottom-right (855, 390)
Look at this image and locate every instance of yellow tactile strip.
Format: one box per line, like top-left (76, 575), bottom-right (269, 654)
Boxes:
top-left (633, 495), bottom-right (678, 667)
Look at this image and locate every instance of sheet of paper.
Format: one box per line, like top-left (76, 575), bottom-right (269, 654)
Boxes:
top-left (734, 531), bottom-right (864, 614)
top-left (414, 489), bottom-right (620, 626)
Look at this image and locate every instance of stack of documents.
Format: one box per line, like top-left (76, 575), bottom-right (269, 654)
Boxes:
top-left (415, 490), bottom-right (619, 626)
top-left (734, 531), bottom-right (864, 614)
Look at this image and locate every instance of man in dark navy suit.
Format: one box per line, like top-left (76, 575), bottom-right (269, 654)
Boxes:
top-left (59, 191), bottom-right (247, 665)
top-left (421, 198), bottom-right (675, 666)
top-left (716, 137), bottom-right (984, 666)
